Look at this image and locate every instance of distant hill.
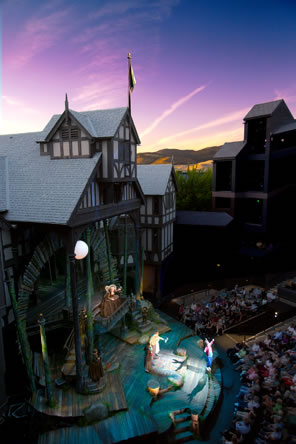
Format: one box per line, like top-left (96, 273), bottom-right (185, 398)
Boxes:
top-left (137, 146), bottom-right (222, 165)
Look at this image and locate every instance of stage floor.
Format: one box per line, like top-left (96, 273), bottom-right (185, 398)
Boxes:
top-left (37, 311), bottom-right (222, 444)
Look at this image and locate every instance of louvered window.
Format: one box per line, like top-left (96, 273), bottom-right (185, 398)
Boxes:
top-left (61, 128), bottom-right (69, 139)
top-left (61, 127), bottom-right (78, 139)
top-left (71, 128), bottom-right (78, 139)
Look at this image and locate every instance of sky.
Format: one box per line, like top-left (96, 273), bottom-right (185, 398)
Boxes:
top-left (1, 0), bottom-right (296, 152)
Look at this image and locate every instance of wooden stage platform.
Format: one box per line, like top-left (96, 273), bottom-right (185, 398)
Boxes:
top-left (37, 311), bottom-right (222, 443)
top-left (31, 370), bottom-right (127, 417)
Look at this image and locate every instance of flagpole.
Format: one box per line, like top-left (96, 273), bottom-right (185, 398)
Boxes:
top-left (128, 52), bottom-right (131, 113)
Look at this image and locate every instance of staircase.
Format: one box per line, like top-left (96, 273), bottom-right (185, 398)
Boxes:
top-left (130, 308), bottom-right (152, 334)
top-left (170, 410), bottom-right (195, 443)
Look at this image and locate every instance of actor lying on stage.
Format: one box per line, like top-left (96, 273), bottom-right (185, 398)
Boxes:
top-left (204, 338), bottom-right (214, 371)
top-left (149, 331), bottom-right (168, 358)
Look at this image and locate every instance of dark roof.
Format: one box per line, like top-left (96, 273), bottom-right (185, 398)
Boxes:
top-left (38, 107), bottom-right (141, 144)
top-left (137, 164), bottom-right (174, 195)
top-left (244, 99), bottom-right (283, 120)
top-left (176, 211), bottom-right (233, 227)
top-left (0, 157), bottom-right (9, 211)
top-left (213, 141), bottom-right (246, 159)
top-left (0, 132), bottom-right (101, 225)
top-left (273, 120), bottom-right (296, 135)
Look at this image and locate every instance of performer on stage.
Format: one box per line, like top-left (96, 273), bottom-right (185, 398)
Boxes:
top-left (149, 331), bottom-right (167, 358)
top-left (144, 343), bottom-right (153, 373)
top-left (100, 284), bottom-right (123, 317)
top-left (204, 338), bottom-right (214, 371)
top-left (88, 349), bottom-right (104, 382)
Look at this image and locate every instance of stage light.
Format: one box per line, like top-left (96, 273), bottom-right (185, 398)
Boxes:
top-left (74, 240), bottom-right (89, 260)
top-left (274, 312), bottom-right (278, 318)
top-left (217, 264), bottom-right (221, 267)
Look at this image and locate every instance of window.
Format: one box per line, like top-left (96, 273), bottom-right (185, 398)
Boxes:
top-left (215, 197), bottom-right (231, 208)
top-left (153, 197), bottom-right (160, 215)
top-left (153, 229), bottom-right (158, 250)
top-left (119, 142), bottom-right (130, 163)
top-left (165, 192), bottom-right (173, 209)
top-left (71, 128), bottom-right (78, 139)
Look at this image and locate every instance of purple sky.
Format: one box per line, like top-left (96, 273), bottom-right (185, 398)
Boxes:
top-left (1, 0), bottom-right (296, 152)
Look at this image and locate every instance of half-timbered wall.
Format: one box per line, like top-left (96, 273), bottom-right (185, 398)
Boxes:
top-left (140, 172), bottom-right (176, 264)
top-left (78, 172), bottom-right (138, 210)
top-left (112, 115), bottom-right (137, 180)
top-left (40, 117), bottom-right (93, 159)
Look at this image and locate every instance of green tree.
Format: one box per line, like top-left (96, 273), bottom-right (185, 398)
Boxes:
top-left (176, 167), bottom-right (213, 211)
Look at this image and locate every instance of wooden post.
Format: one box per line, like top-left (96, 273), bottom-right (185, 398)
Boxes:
top-left (140, 247), bottom-right (145, 297)
top-left (38, 314), bottom-right (56, 407)
top-left (68, 243), bottom-right (84, 393)
top-left (128, 53), bottom-right (131, 113)
top-left (104, 219), bottom-right (113, 283)
top-left (86, 228), bottom-right (94, 364)
top-left (8, 280), bottom-right (36, 393)
top-left (135, 223), bottom-right (140, 296)
top-left (65, 256), bottom-right (71, 307)
top-left (123, 216), bottom-right (128, 295)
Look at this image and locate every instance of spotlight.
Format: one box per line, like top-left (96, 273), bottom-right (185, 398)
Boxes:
top-left (274, 312), bottom-right (278, 318)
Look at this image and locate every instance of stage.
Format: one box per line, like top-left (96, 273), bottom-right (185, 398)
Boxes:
top-left (36, 311), bottom-right (222, 443)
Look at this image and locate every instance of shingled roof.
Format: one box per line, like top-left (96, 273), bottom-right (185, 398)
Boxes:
top-left (137, 164), bottom-right (174, 195)
top-left (273, 120), bottom-right (296, 135)
top-left (244, 99), bottom-right (283, 120)
top-left (38, 107), bottom-right (140, 143)
top-left (214, 141), bottom-right (246, 159)
top-left (0, 157), bottom-right (9, 212)
top-left (176, 211), bottom-right (233, 227)
top-left (0, 132), bottom-right (101, 225)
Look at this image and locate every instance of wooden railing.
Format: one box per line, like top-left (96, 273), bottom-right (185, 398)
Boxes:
top-left (93, 297), bottom-right (130, 332)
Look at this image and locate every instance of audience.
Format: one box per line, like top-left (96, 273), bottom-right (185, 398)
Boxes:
top-left (222, 318), bottom-right (296, 443)
top-left (178, 285), bottom-right (278, 338)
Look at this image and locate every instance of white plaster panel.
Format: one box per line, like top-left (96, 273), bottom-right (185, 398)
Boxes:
top-left (63, 141), bottom-right (70, 156)
top-left (113, 140), bottom-right (118, 159)
top-left (72, 141), bottom-right (79, 156)
top-left (81, 140), bottom-right (90, 155)
top-left (102, 141), bottom-right (108, 177)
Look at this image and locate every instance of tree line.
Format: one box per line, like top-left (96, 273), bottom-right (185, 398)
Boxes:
top-left (176, 167), bottom-right (213, 211)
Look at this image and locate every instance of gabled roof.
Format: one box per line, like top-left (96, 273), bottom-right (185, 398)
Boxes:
top-left (0, 156), bottom-right (9, 212)
top-left (213, 141), bottom-right (246, 160)
top-left (273, 120), bottom-right (296, 135)
top-left (137, 164), bottom-right (175, 195)
top-left (0, 132), bottom-right (101, 225)
top-left (244, 99), bottom-right (283, 120)
top-left (38, 107), bottom-right (141, 144)
top-left (176, 211), bottom-right (233, 227)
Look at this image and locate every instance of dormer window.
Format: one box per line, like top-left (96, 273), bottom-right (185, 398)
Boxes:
top-left (61, 127), bottom-right (79, 140)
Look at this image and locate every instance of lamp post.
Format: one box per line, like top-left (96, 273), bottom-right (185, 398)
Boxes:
top-left (69, 238), bottom-right (88, 393)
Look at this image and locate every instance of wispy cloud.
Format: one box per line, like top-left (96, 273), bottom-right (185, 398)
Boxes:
top-left (273, 87), bottom-right (296, 104)
top-left (157, 107), bottom-right (249, 145)
top-left (141, 85), bottom-right (208, 137)
top-left (89, 0), bottom-right (180, 22)
top-left (5, 7), bottom-right (71, 68)
top-left (142, 126), bottom-right (243, 152)
top-left (2, 95), bottom-right (39, 114)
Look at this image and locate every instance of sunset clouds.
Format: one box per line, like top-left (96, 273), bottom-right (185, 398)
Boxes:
top-left (1, 0), bottom-right (296, 151)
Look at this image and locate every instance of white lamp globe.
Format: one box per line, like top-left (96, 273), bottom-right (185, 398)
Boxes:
top-left (74, 240), bottom-right (89, 260)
